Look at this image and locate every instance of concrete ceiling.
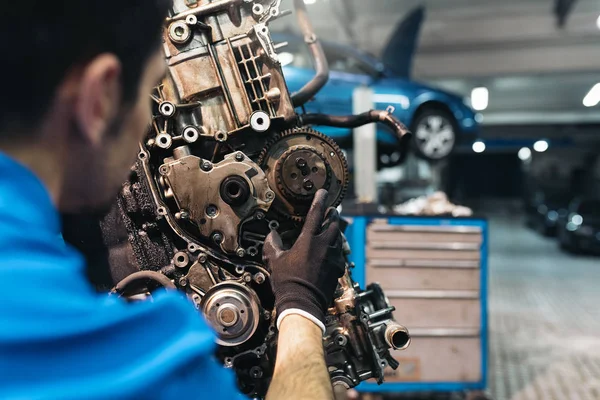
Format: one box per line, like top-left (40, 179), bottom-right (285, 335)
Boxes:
top-left (271, 0), bottom-right (600, 127)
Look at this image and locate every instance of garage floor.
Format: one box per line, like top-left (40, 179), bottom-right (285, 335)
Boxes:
top-left (488, 214), bottom-right (600, 400)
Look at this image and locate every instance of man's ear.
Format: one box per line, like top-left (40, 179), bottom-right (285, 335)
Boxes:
top-left (75, 54), bottom-right (122, 146)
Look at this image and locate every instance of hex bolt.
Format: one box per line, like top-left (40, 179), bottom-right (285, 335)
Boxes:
top-left (235, 152), bottom-right (245, 161)
top-left (236, 248), bottom-right (246, 258)
top-left (206, 205), bottom-right (218, 218)
top-left (243, 273), bottom-right (252, 283)
top-left (250, 367), bottom-right (263, 379)
top-left (201, 160), bottom-right (213, 171)
top-left (256, 211), bottom-right (265, 220)
top-left (212, 232), bottom-right (223, 244)
top-left (263, 310), bottom-right (271, 320)
top-left (303, 180), bottom-right (314, 190)
top-left (175, 210), bottom-right (190, 220)
top-left (296, 157), bottom-right (307, 168)
top-left (198, 253), bottom-right (208, 264)
top-left (254, 272), bottom-right (266, 284)
top-left (179, 277), bottom-right (188, 287)
top-left (265, 191), bottom-right (275, 200)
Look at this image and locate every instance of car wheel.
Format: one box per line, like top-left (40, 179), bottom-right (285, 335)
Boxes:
top-left (411, 109), bottom-right (457, 161)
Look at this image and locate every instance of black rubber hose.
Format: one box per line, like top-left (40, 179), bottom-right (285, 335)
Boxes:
top-left (298, 110), bottom-right (413, 162)
top-left (113, 270), bottom-right (177, 294)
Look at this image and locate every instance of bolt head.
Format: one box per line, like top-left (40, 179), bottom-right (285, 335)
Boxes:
top-left (296, 157), bottom-right (307, 168)
top-left (212, 233), bottom-right (223, 244)
top-left (198, 253), bottom-right (208, 263)
top-left (179, 277), bottom-right (188, 287)
top-left (235, 152), bottom-right (244, 161)
top-left (201, 161), bottom-right (213, 171)
top-left (236, 248), bottom-right (245, 257)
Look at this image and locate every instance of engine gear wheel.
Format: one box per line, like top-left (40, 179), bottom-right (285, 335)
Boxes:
top-left (258, 127), bottom-right (349, 221)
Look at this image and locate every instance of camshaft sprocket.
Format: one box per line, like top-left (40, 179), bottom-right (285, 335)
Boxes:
top-left (258, 127), bottom-right (349, 221)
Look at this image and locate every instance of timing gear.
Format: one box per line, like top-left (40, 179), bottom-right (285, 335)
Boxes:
top-left (258, 127), bottom-right (349, 221)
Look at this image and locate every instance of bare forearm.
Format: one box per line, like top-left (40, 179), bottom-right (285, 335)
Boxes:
top-left (266, 314), bottom-right (333, 400)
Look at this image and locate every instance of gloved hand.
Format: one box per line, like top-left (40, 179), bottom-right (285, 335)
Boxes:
top-left (263, 189), bottom-right (346, 334)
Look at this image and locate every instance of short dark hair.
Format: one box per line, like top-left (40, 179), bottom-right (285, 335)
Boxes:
top-left (0, 1), bottom-right (171, 134)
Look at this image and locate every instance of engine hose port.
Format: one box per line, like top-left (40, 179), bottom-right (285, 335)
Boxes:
top-left (385, 324), bottom-right (411, 350)
top-left (220, 176), bottom-right (251, 206)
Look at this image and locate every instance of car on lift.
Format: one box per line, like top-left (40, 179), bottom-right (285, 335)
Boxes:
top-left (273, 20), bottom-right (478, 164)
top-left (557, 198), bottom-right (600, 253)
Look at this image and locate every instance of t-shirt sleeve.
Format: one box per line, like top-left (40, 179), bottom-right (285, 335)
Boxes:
top-left (0, 288), bottom-right (244, 399)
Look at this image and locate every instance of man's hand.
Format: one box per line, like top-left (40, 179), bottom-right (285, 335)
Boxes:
top-left (263, 189), bottom-right (345, 333)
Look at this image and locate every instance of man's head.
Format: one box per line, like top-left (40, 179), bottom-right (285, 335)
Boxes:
top-left (0, 1), bottom-right (170, 212)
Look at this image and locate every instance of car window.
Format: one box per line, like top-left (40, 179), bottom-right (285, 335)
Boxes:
top-left (323, 47), bottom-right (372, 76)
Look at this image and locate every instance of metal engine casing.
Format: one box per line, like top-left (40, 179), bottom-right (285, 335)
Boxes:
top-left (86, 0), bottom-right (411, 397)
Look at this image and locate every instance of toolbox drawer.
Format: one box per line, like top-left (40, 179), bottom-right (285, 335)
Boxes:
top-left (367, 265), bottom-right (480, 291)
top-left (367, 247), bottom-right (481, 261)
top-left (383, 333), bottom-right (482, 382)
top-left (388, 292), bottom-right (481, 329)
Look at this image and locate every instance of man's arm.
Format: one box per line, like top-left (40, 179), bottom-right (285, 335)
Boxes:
top-left (263, 189), bottom-right (346, 400)
top-left (266, 314), bottom-right (333, 400)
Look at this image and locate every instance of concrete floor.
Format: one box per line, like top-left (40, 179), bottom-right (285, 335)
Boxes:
top-left (488, 214), bottom-right (600, 400)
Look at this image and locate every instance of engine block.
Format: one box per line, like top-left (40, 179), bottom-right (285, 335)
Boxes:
top-left (78, 0), bottom-right (412, 397)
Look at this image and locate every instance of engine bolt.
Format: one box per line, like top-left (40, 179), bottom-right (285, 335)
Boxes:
top-left (263, 310), bottom-right (271, 320)
top-left (198, 253), bottom-right (208, 264)
top-left (235, 152), bottom-right (244, 161)
top-left (254, 272), bottom-right (266, 284)
top-left (250, 366), bottom-right (263, 379)
top-left (243, 273), bottom-right (252, 283)
top-left (303, 180), bottom-right (314, 190)
top-left (296, 157), bottom-right (307, 168)
top-left (256, 211), bottom-right (265, 220)
top-left (175, 210), bottom-right (190, 220)
top-left (179, 277), bottom-right (188, 287)
top-left (236, 248), bottom-right (245, 258)
top-left (265, 191), bottom-right (275, 200)
top-left (201, 160), bottom-right (213, 171)
top-left (212, 232), bottom-right (223, 244)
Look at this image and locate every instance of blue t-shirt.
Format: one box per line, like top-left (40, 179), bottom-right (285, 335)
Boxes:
top-left (0, 152), bottom-right (242, 399)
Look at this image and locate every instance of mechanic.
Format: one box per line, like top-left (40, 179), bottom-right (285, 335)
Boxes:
top-left (0, 1), bottom-right (344, 399)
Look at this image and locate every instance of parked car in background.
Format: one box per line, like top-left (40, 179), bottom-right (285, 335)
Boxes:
top-left (525, 191), bottom-right (571, 236)
top-left (557, 198), bottom-right (600, 253)
top-left (273, 32), bottom-right (479, 164)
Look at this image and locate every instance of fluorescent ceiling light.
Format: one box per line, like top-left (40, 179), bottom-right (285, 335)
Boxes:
top-left (471, 87), bottom-right (489, 111)
top-left (472, 141), bottom-right (486, 153)
top-left (278, 52), bottom-right (294, 67)
top-left (304, 0), bottom-right (317, 4)
top-left (596, 15), bottom-right (600, 29)
top-left (533, 140), bottom-right (549, 152)
top-left (518, 147), bottom-right (532, 161)
top-left (583, 83), bottom-right (600, 107)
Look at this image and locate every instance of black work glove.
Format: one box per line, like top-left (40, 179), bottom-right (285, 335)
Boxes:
top-left (263, 189), bottom-right (346, 333)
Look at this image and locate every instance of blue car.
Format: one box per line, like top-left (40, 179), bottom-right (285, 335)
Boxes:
top-left (273, 31), bottom-right (478, 163)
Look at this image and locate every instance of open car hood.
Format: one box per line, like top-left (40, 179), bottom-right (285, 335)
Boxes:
top-left (381, 6), bottom-right (425, 79)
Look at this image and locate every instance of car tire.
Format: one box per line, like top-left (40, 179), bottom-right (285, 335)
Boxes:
top-left (411, 108), bottom-right (457, 161)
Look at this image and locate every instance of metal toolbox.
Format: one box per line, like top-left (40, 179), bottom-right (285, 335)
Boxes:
top-left (345, 216), bottom-right (488, 393)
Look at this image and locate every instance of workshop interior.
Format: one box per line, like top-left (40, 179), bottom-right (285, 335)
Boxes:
top-left (57, 0), bottom-right (600, 399)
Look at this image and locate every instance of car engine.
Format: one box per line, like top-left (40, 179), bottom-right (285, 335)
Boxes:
top-left (89, 0), bottom-right (413, 397)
